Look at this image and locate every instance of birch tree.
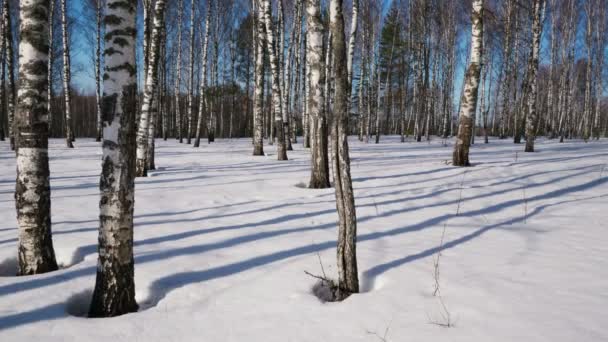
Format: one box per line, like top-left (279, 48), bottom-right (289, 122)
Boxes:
top-left (135, 0), bottom-right (167, 177)
top-left (15, 0), bottom-right (58, 275)
top-left (194, 0), bottom-right (212, 148)
top-left (252, 0), bottom-right (265, 156)
top-left (262, 0), bottom-right (288, 160)
top-left (61, 0), bottom-right (74, 147)
top-left (524, 0), bottom-right (544, 152)
top-left (88, 0), bottom-right (138, 317)
top-left (582, 0), bottom-right (594, 141)
top-left (330, 0), bottom-right (359, 299)
top-left (186, 0), bottom-right (195, 144)
top-left (306, 0), bottom-right (330, 187)
top-left (452, 0), bottom-right (483, 166)
top-left (94, 0), bottom-right (102, 142)
top-left (174, 0), bottom-right (184, 143)
top-left (2, 0), bottom-right (15, 151)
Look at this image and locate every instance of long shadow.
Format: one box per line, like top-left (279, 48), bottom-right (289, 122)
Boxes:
top-left (362, 195), bottom-right (606, 282)
top-left (139, 179), bottom-right (608, 308)
top-left (1, 175), bottom-right (604, 305)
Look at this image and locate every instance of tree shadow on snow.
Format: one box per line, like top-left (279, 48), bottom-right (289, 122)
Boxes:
top-left (0, 168), bottom-right (606, 330)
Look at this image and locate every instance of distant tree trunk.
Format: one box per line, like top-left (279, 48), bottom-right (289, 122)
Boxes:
top-left (347, 0), bottom-right (358, 88)
top-left (2, 0), bottom-right (15, 150)
top-left (283, 0), bottom-right (301, 151)
top-left (194, 0), bottom-right (212, 148)
top-left (303, 32), bottom-right (310, 148)
top-left (498, 0), bottom-right (513, 139)
top-left (174, 0), bottom-right (184, 143)
top-left (262, 0), bottom-right (288, 160)
top-left (15, 0), bottom-right (58, 275)
top-left (135, 0), bottom-right (166, 177)
top-left (524, 0), bottom-right (544, 152)
top-left (358, 31), bottom-right (368, 141)
top-left (0, 17), bottom-right (5, 142)
top-left (88, 0), bottom-right (138, 317)
top-left (582, 0), bottom-right (594, 141)
top-left (95, 0), bottom-right (103, 142)
top-left (186, 0), bottom-right (195, 144)
top-left (252, 1), bottom-right (265, 156)
top-left (306, 0), bottom-right (330, 187)
top-left (452, 0), bottom-right (483, 166)
top-left (546, 0), bottom-right (557, 137)
top-left (330, 0), bottom-right (358, 299)
top-left (209, 7), bottom-right (219, 143)
top-left (593, 3), bottom-right (606, 139)
top-left (61, 0), bottom-right (74, 147)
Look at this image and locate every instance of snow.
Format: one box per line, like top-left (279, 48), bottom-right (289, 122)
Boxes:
top-left (1, 136), bottom-right (607, 341)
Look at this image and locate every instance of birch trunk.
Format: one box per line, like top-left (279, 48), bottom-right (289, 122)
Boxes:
top-left (593, 3), bottom-right (605, 139)
top-left (546, 0), bottom-right (557, 137)
top-left (330, 0), bottom-right (358, 299)
top-left (15, 0), bottom-right (58, 275)
top-left (283, 0), bottom-right (301, 151)
top-left (194, 0), bottom-right (212, 148)
top-left (262, 0), bottom-right (288, 160)
top-left (524, 0), bottom-right (544, 152)
top-left (174, 0), bottom-right (184, 142)
top-left (186, 0), bottom-right (195, 144)
top-left (252, 1), bottom-right (265, 156)
top-left (582, 0), bottom-right (594, 141)
top-left (452, 0), bottom-right (483, 166)
top-left (499, 0), bottom-right (513, 139)
top-left (306, 0), bottom-right (330, 187)
top-left (347, 0), bottom-right (358, 88)
top-left (209, 9), bottom-right (219, 143)
top-left (135, 0), bottom-right (166, 177)
top-left (61, 0), bottom-right (74, 147)
top-left (0, 17), bottom-right (5, 142)
top-left (88, 0), bottom-right (138, 317)
top-left (95, 0), bottom-right (102, 142)
top-left (3, 0), bottom-right (15, 150)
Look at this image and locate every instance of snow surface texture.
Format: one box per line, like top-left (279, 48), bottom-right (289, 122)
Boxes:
top-left (1, 136), bottom-right (607, 341)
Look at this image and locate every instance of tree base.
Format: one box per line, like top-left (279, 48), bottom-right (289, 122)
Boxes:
top-left (253, 145), bottom-right (264, 156)
top-left (308, 178), bottom-right (330, 189)
top-left (311, 278), bottom-right (355, 303)
top-left (89, 267), bottom-right (138, 318)
top-left (135, 160), bottom-right (147, 177)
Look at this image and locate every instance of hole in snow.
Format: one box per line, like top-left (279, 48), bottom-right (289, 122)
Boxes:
top-left (0, 257), bottom-right (18, 277)
top-left (56, 245), bottom-right (97, 269)
top-left (359, 273), bottom-right (387, 293)
top-left (311, 279), bottom-right (353, 303)
top-left (66, 289), bottom-right (93, 317)
top-left (295, 182), bottom-right (307, 188)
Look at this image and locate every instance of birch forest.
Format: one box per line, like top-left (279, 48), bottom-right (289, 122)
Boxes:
top-left (0, 0), bottom-right (608, 340)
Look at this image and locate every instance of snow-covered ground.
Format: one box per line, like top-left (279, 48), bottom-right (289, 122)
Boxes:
top-left (0, 136), bottom-right (607, 341)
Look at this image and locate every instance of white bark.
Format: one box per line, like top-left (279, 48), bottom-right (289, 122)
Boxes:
top-left (186, 0), bottom-right (195, 144)
top-left (330, 0), bottom-right (359, 298)
top-left (524, 0), bottom-right (545, 152)
top-left (194, 0), bottom-right (212, 147)
top-left (95, 0), bottom-right (102, 142)
top-left (452, 0), bottom-right (483, 166)
top-left (61, 0), bottom-right (74, 147)
top-left (2, 0), bottom-right (15, 150)
top-left (262, 0), bottom-right (288, 160)
top-left (135, 0), bottom-right (167, 177)
top-left (89, 0), bottom-right (138, 317)
top-left (15, 0), bottom-right (58, 275)
top-left (306, 0), bottom-right (329, 187)
top-left (252, 0), bottom-right (265, 156)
